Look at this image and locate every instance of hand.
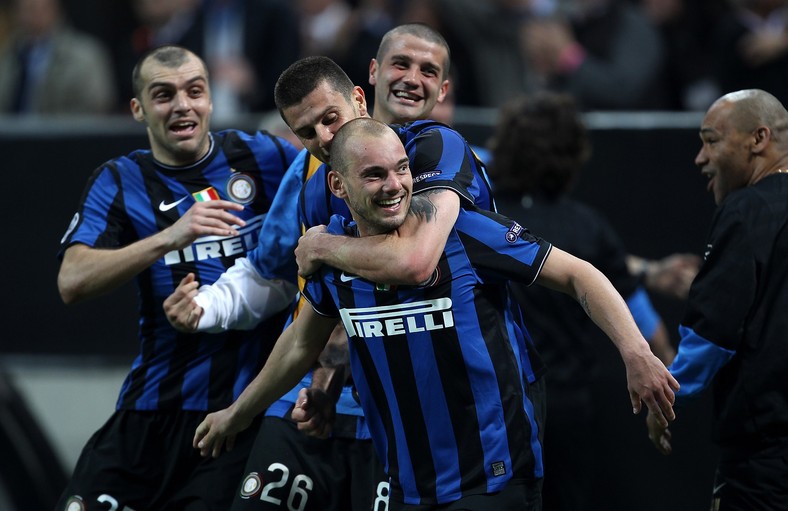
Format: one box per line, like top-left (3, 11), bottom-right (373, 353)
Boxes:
top-left (193, 404), bottom-right (253, 458)
top-left (164, 273), bottom-right (203, 332)
top-left (624, 348), bottom-right (679, 428)
top-left (646, 408), bottom-right (673, 455)
top-left (291, 387), bottom-right (337, 439)
top-left (166, 200), bottom-right (245, 250)
top-left (294, 225), bottom-right (328, 277)
top-left (643, 253), bottom-right (701, 300)
top-left (739, 30), bottom-right (788, 67)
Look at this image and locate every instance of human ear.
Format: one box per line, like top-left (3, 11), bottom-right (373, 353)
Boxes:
top-left (130, 98), bottom-right (145, 123)
top-left (328, 170), bottom-right (346, 199)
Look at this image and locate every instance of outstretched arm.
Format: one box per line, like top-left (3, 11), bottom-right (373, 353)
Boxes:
top-left (537, 247), bottom-right (680, 426)
top-left (59, 200), bottom-right (245, 304)
top-left (295, 190), bottom-right (458, 285)
top-left (164, 258), bottom-right (298, 332)
top-left (193, 305), bottom-right (337, 458)
top-left (290, 322), bottom-right (350, 438)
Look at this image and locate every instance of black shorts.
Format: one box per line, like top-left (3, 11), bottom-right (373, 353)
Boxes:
top-left (390, 480), bottom-right (543, 511)
top-left (232, 416), bottom-right (389, 511)
top-left (711, 452), bottom-right (788, 511)
top-left (56, 409), bottom-right (261, 511)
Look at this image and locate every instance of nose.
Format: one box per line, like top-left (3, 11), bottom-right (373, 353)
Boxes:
top-left (173, 90), bottom-right (191, 112)
top-left (383, 171), bottom-right (403, 192)
top-left (402, 65), bottom-right (419, 85)
top-left (694, 145), bottom-right (707, 168)
top-left (316, 125), bottom-right (334, 153)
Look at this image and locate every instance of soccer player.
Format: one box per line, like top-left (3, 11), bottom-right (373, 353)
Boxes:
top-left (165, 26), bottom-right (499, 510)
top-left (193, 117), bottom-right (679, 510)
top-left (55, 45), bottom-right (299, 510)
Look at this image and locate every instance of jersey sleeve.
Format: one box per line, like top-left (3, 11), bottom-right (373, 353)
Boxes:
top-left (405, 124), bottom-right (482, 209)
top-left (682, 205), bottom-right (755, 351)
top-left (58, 162), bottom-right (128, 258)
top-left (672, 205), bottom-right (753, 398)
top-left (453, 207), bottom-right (552, 286)
top-left (194, 257), bottom-right (298, 332)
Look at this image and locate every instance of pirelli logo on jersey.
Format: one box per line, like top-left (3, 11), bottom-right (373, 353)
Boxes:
top-left (339, 298), bottom-right (455, 339)
top-left (162, 214), bottom-right (265, 265)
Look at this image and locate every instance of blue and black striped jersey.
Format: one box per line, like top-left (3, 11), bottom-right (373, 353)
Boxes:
top-left (253, 120), bottom-right (502, 438)
top-left (59, 130), bottom-right (299, 411)
top-left (299, 120), bottom-right (546, 385)
top-left (304, 208), bottom-right (551, 505)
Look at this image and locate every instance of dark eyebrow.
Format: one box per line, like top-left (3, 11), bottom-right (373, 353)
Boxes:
top-left (147, 75), bottom-right (207, 92)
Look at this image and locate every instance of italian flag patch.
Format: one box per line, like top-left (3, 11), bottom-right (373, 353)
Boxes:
top-left (193, 187), bottom-right (220, 202)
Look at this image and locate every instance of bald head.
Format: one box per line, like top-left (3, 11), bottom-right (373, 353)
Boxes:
top-left (712, 89), bottom-right (788, 140)
top-left (330, 118), bottom-right (398, 175)
top-left (697, 89), bottom-right (788, 205)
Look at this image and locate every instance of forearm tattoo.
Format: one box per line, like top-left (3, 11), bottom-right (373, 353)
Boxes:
top-left (408, 191), bottom-right (439, 223)
top-left (580, 292), bottom-right (591, 317)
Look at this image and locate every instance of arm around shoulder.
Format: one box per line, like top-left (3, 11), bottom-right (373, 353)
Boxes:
top-left (295, 189), bottom-right (460, 284)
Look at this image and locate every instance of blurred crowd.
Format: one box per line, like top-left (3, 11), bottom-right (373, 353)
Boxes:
top-left (0, 0), bottom-right (786, 117)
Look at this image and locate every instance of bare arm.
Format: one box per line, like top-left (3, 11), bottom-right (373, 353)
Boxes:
top-left (295, 190), bottom-right (458, 285)
top-left (193, 305), bottom-right (337, 458)
top-left (58, 201), bottom-right (245, 304)
top-left (537, 247), bottom-right (680, 426)
top-left (291, 322), bottom-right (351, 438)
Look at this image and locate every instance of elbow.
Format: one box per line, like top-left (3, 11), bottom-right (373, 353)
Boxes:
top-left (397, 254), bottom-right (437, 285)
top-left (57, 271), bottom-right (86, 305)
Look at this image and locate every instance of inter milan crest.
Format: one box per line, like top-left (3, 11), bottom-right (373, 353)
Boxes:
top-left (239, 472), bottom-right (263, 499)
top-left (227, 173), bottom-right (257, 204)
top-left (65, 496), bottom-right (86, 511)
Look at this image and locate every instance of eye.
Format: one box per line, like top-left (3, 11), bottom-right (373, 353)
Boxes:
top-left (298, 129), bottom-right (316, 141)
top-left (153, 90), bottom-right (172, 101)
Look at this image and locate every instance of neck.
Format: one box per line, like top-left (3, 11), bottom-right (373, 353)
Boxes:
top-left (371, 104), bottom-right (395, 125)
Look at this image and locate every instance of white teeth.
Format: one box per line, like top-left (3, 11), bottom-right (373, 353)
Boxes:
top-left (394, 91), bottom-right (420, 101)
top-left (378, 197), bottom-right (402, 206)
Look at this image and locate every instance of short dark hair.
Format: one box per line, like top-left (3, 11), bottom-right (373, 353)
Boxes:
top-left (376, 23), bottom-right (451, 79)
top-left (131, 45), bottom-right (205, 98)
top-left (488, 92), bottom-right (591, 199)
top-left (274, 56), bottom-right (355, 118)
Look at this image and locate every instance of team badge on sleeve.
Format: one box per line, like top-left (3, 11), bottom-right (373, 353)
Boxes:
top-left (61, 212), bottom-right (80, 244)
top-left (227, 173), bottom-right (256, 204)
top-left (506, 222), bottom-right (524, 243)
